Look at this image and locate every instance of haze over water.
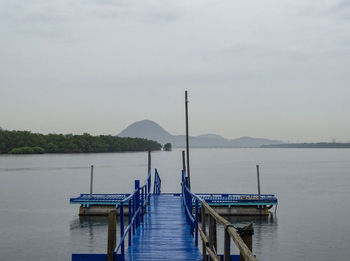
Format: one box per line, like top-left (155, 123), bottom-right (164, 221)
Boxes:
top-left (0, 148), bottom-right (349, 261)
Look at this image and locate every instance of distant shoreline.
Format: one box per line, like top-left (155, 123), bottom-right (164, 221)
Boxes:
top-left (0, 130), bottom-right (162, 154)
top-left (261, 143), bottom-right (350, 148)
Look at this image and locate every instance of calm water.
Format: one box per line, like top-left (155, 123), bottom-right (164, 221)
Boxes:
top-left (0, 148), bottom-right (350, 260)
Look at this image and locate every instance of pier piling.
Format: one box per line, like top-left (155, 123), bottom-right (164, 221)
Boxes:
top-left (239, 224), bottom-right (254, 261)
top-left (107, 210), bottom-right (116, 261)
top-left (90, 165), bottom-right (94, 198)
top-left (256, 165), bottom-right (261, 199)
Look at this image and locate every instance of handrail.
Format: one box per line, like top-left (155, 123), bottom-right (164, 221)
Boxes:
top-left (153, 168), bottom-right (161, 195)
top-left (200, 201), bottom-right (256, 261)
top-left (181, 170), bottom-right (257, 261)
top-left (182, 170), bottom-right (201, 246)
top-left (114, 170), bottom-right (153, 260)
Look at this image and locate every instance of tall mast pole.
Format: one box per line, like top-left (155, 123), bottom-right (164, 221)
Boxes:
top-left (185, 90), bottom-right (191, 189)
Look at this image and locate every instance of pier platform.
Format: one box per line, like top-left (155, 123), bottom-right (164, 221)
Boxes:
top-left (70, 193), bottom-right (277, 216)
top-left (125, 194), bottom-right (202, 260)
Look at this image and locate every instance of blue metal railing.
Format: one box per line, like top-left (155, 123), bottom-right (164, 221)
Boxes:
top-left (153, 168), bottom-right (161, 195)
top-left (196, 193), bottom-right (278, 205)
top-left (181, 170), bottom-right (202, 247)
top-left (114, 170), bottom-right (152, 260)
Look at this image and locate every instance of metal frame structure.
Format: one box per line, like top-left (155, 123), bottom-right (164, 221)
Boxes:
top-left (113, 170), bottom-right (153, 260)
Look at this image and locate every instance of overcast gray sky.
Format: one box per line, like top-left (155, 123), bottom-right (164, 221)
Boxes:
top-left (1, 0), bottom-right (349, 142)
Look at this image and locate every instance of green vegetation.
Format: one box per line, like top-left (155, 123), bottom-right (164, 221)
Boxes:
top-left (163, 143), bottom-right (172, 151)
top-left (9, 146), bottom-right (45, 154)
top-left (0, 130), bottom-right (162, 154)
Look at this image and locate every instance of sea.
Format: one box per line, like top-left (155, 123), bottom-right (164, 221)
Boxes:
top-left (0, 148), bottom-right (349, 261)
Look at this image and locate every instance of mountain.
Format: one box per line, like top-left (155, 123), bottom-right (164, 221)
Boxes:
top-left (118, 120), bottom-right (173, 144)
top-left (229, 136), bottom-right (283, 147)
top-left (117, 120), bottom-right (284, 148)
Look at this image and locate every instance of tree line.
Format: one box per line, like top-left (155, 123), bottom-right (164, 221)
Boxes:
top-left (0, 130), bottom-right (162, 154)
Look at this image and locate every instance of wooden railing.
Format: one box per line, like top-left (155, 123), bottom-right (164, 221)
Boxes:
top-left (200, 201), bottom-right (256, 261)
top-left (182, 170), bottom-right (257, 261)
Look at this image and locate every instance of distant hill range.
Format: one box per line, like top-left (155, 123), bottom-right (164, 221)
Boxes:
top-left (117, 120), bottom-right (284, 148)
top-left (262, 143), bottom-right (350, 148)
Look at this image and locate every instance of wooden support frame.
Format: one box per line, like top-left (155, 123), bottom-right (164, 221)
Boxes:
top-left (198, 201), bottom-right (256, 261)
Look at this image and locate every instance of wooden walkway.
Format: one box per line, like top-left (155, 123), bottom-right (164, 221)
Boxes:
top-left (125, 194), bottom-right (202, 261)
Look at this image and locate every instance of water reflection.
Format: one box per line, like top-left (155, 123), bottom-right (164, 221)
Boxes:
top-left (70, 216), bottom-right (109, 230)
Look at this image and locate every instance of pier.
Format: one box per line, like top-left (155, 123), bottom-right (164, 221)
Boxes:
top-left (71, 162), bottom-right (277, 260)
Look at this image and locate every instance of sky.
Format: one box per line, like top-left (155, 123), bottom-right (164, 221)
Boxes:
top-left (1, 0), bottom-right (350, 142)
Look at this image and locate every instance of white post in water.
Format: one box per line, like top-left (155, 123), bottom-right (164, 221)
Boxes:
top-left (256, 165), bottom-right (261, 199)
top-left (90, 165), bottom-right (94, 198)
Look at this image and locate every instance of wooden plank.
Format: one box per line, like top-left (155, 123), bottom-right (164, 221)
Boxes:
top-left (125, 195), bottom-right (202, 261)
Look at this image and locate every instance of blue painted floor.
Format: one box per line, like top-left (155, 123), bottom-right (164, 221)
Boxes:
top-left (125, 194), bottom-right (202, 261)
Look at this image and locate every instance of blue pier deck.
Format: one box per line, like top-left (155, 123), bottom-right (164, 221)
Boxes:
top-left (70, 194), bottom-right (130, 207)
top-left (125, 194), bottom-right (202, 261)
top-left (70, 193), bottom-right (277, 208)
top-left (72, 169), bottom-right (269, 261)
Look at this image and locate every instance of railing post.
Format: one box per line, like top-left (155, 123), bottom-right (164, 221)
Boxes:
top-left (89, 165), bottom-right (94, 198)
top-left (141, 186), bottom-right (144, 222)
top-left (148, 150), bottom-right (151, 196)
top-left (150, 172), bottom-right (152, 198)
top-left (132, 195), bottom-right (136, 235)
top-left (195, 199), bottom-right (199, 246)
top-left (208, 215), bottom-right (217, 259)
top-left (224, 229), bottom-right (231, 261)
top-left (153, 172), bottom-right (156, 194)
top-left (182, 150), bottom-right (186, 172)
top-left (135, 180), bottom-right (140, 229)
top-left (145, 183), bottom-right (148, 203)
top-left (128, 200), bottom-right (132, 246)
top-left (107, 210), bottom-right (116, 261)
top-left (201, 206), bottom-right (207, 260)
top-left (239, 224), bottom-right (254, 261)
top-left (120, 202), bottom-right (125, 258)
top-left (181, 171), bottom-right (184, 197)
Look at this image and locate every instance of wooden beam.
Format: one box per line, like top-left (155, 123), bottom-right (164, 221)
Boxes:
top-left (107, 210), bottom-right (116, 261)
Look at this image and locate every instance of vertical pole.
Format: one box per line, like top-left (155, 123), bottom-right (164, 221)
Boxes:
top-left (224, 229), bottom-right (231, 261)
top-left (107, 210), bottom-right (116, 261)
top-left (148, 150), bottom-right (151, 195)
top-left (182, 150), bottom-right (186, 172)
top-left (185, 90), bottom-right (191, 189)
top-left (120, 203), bottom-right (124, 257)
top-left (135, 180), bottom-right (140, 228)
top-left (132, 195), bottom-right (135, 235)
top-left (141, 186), bottom-right (144, 222)
top-left (239, 224), bottom-right (254, 261)
top-left (153, 173), bottom-right (156, 194)
top-left (148, 149), bottom-right (151, 173)
top-left (208, 215), bottom-right (217, 256)
top-left (90, 165), bottom-right (94, 198)
top-left (201, 206), bottom-right (206, 260)
top-left (256, 165), bottom-right (261, 199)
top-left (195, 199), bottom-right (199, 246)
top-left (128, 200), bottom-right (132, 247)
